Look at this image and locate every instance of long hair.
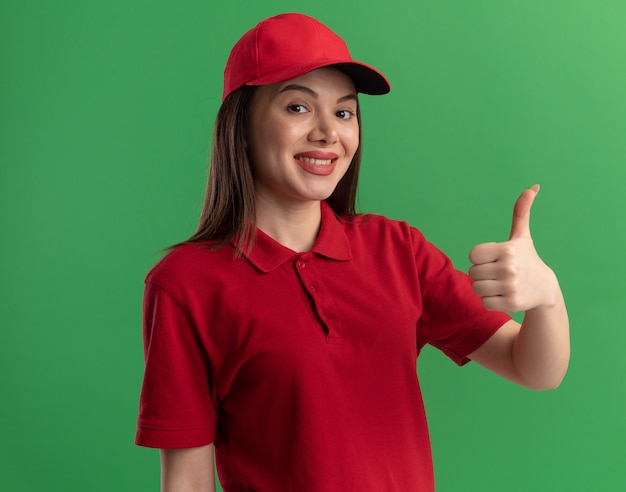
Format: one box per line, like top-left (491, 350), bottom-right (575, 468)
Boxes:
top-left (181, 84), bottom-right (363, 255)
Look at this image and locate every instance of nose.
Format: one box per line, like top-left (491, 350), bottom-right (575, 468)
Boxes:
top-left (308, 113), bottom-right (338, 145)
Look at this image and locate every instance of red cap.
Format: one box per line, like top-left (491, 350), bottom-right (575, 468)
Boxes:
top-left (223, 13), bottom-right (391, 101)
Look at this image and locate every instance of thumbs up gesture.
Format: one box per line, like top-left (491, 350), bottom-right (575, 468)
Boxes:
top-left (469, 185), bottom-right (558, 313)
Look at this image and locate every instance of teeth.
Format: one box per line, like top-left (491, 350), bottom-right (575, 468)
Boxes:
top-left (296, 156), bottom-right (333, 166)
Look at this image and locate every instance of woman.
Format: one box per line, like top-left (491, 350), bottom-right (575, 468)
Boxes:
top-left (136, 13), bottom-right (570, 491)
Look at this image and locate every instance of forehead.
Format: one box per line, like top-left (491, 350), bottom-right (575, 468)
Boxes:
top-left (258, 67), bottom-right (357, 100)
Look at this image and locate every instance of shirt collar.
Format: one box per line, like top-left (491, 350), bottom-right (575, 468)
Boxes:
top-left (241, 201), bottom-right (352, 273)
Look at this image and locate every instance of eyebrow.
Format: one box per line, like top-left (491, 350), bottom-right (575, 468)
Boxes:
top-left (278, 84), bottom-right (358, 103)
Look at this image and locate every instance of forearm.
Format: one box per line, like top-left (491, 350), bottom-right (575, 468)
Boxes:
top-left (512, 275), bottom-right (570, 390)
top-left (160, 445), bottom-right (216, 492)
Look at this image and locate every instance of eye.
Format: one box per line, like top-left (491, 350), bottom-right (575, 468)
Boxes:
top-left (287, 104), bottom-right (309, 114)
top-left (336, 109), bottom-right (356, 121)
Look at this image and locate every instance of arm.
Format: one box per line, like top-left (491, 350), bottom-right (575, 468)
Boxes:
top-left (467, 186), bottom-right (570, 390)
top-left (160, 444), bottom-right (216, 492)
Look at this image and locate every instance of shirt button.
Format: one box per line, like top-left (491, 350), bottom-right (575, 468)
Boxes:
top-left (310, 285), bottom-right (316, 291)
top-left (298, 261), bottom-right (305, 268)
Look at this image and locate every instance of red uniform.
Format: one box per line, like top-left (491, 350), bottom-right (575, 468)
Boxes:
top-left (136, 201), bottom-right (510, 491)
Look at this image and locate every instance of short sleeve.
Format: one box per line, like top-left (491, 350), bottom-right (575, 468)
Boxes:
top-left (411, 228), bottom-right (511, 365)
top-left (135, 281), bottom-right (217, 448)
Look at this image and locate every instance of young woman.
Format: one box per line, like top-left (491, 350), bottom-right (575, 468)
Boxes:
top-left (136, 13), bottom-right (570, 491)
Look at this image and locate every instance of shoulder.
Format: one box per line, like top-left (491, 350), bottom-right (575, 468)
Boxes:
top-left (338, 212), bottom-right (449, 271)
top-left (146, 242), bottom-right (235, 291)
top-left (339, 212), bottom-right (428, 248)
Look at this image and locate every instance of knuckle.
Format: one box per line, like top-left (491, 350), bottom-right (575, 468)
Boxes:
top-left (507, 294), bottom-right (523, 312)
top-left (501, 263), bottom-right (519, 278)
top-left (502, 244), bottom-right (516, 257)
top-left (502, 279), bottom-right (519, 296)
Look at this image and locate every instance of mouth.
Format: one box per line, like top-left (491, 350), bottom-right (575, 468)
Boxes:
top-left (295, 156), bottom-right (336, 166)
top-left (293, 152), bottom-right (339, 176)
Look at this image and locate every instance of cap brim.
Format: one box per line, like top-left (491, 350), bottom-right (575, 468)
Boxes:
top-left (244, 60), bottom-right (391, 96)
top-left (330, 61), bottom-right (391, 95)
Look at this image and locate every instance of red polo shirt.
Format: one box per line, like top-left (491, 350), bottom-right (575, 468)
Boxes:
top-left (136, 202), bottom-right (510, 491)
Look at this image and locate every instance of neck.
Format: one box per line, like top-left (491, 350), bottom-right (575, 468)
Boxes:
top-left (255, 197), bottom-right (322, 252)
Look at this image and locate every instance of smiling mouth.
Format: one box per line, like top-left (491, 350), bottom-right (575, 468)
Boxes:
top-left (295, 156), bottom-right (335, 166)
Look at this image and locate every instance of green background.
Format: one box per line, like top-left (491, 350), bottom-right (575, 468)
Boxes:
top-left (2, 0), bottom-right (625, 490)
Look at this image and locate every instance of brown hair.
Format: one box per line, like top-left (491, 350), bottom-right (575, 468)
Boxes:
top-left (180, 84), bottom-right (363, 254)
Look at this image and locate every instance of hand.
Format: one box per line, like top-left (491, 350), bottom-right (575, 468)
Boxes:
top-left (468, 185), bottom-right (558, 312)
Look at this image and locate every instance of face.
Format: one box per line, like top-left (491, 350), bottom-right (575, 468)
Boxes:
top-left (247, 68), bottom-right (359, 210)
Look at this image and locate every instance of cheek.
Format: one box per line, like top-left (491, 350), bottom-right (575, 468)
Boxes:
top-left (252, 122), bottom-right (298, 159)
top-left (248, 127), bottom-right (276, 167)
top-left (247, 124), bottom-right (298, 179)
top-left (342, 126), bottom-right (360, 159)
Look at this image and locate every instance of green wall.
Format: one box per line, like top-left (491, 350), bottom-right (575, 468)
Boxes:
top-left (2, 0), bottom-right (625, 490)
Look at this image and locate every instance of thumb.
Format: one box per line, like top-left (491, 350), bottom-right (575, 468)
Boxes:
top-left (509, 184), bottom-right (540, 240)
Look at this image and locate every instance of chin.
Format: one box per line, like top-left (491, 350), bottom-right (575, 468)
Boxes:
top-left (301, 187), bottom-right (338, 202)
